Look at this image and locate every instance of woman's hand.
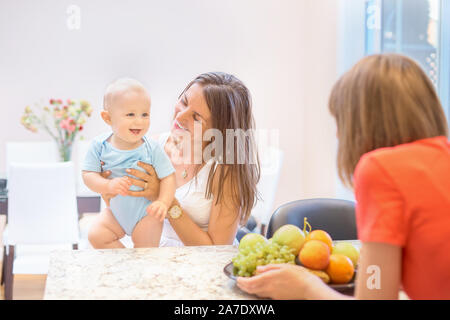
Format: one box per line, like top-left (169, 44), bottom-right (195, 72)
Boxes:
top-left (126, 161), bottom-right (160, 202)
top-left (236, 263), bottom-right (328, 300)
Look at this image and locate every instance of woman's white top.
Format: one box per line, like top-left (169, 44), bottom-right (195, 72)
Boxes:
top-left (157, 132), bottom-right (216, 247)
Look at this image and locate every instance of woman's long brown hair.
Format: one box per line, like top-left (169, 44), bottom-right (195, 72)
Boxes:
top-left (181, 72), bottom-right (261, 225)
top-left (329, 53), bottom-right (449, 188)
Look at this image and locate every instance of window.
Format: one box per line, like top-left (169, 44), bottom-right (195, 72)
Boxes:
top-left (336, 0), bottom-right (450, 200)
top-left (365, 0), bottom-right (450, 119)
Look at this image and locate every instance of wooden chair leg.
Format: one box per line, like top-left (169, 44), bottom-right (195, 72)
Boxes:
top-left (72, 244), bottom-right (78, 250)
top-left (260, 224), bottom-right (267, 237)
top-left (1, 246), bottom-right (6, 285)
top-left (4, 245), bottom-right (14, 300)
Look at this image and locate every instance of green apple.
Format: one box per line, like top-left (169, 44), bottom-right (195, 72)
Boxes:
top-left (239, 233), bottom-right (267, 252)
top-left (332, 242), bottom-right (360, 268)
top-left (272, 224), bottom-right (305, 256)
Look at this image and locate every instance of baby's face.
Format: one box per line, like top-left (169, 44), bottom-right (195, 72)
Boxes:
top-left (107, 89), bottom-right (151, 144)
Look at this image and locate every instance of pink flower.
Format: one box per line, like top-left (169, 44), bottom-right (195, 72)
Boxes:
top-left (60, 118), bottom-right (77, 133)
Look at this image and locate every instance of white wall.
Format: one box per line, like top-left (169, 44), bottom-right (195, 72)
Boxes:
top-left (0, 0), bottom-right (340, 214)
top-left (301, 1), bottom-right (339, 199)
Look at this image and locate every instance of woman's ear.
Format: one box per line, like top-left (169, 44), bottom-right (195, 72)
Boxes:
top-left (101, 110), bottom-right (112, 125)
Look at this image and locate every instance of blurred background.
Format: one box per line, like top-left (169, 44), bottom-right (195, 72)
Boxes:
top-left (0, 0), bottom-right (449, 214)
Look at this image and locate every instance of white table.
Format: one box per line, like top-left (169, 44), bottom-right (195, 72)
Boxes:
top-left (44, 245), bottom-right (255, 300)
top-left (44, 241), bottom-right (408, 300)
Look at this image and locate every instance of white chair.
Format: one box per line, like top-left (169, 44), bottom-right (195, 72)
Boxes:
top-left (74, 139), bottom-right (97, 197)
top-left (1, 162), bottom-right (80, 300)
top-left (250, 146), bottom-right (284, 234)
top-left (6, 141), bottom-right (59, 171)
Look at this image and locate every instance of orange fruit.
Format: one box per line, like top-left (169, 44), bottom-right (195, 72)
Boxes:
top-left (305, 230), bottom-right (333, 251)
top-left (325, 254), bottom-right (355, 284)
top-left (299, 240), bottom-right (330, 270)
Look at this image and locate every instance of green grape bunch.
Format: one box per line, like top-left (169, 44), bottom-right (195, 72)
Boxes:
top-left (232, 240), bottom-right (296, 277)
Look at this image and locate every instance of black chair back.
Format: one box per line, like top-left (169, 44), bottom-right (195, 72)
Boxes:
top-left (266, 198), bottom-right (357, 240)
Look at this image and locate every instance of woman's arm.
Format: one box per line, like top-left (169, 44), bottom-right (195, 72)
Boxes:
top-left (168, 166), bottom-right (241, 246)
top-left (354, 242), bottom-right (402, 299)
top-left (168, 194), bottom-right (240, 246)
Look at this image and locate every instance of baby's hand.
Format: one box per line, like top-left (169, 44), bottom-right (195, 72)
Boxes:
top-left (107, 177), bottom-right (132, 196)
top-left (146, 200), bottom-right (168, 222)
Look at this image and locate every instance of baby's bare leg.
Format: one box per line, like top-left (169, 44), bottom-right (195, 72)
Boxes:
top-left (88, 208), bottom-right (126, 249)
top-left (132, 214), bottom-right (163, 248)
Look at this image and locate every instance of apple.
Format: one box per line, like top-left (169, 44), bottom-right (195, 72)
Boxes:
top-left (272, 224), bottom-right (305, 256)
top-left (239, 233), bottom-right (267, 252)
top-left (332, 242), bottom-right (360, 268)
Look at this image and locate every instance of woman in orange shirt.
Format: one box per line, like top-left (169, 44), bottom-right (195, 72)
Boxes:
top-left (237, 53), bottom-right (450, 299)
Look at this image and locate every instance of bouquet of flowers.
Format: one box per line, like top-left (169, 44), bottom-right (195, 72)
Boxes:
top-left (21, 99), bottom-right (92, 161)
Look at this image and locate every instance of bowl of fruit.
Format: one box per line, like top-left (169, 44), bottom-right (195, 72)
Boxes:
top-left (224, 218), bottom-right (360, 293)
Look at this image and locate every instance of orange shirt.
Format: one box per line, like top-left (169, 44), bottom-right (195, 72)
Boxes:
top-left (354, 136), bottom-right (450, 300)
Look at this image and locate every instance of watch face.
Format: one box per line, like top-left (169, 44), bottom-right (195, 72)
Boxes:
top-left (170, 205), bottom-right (182, 219)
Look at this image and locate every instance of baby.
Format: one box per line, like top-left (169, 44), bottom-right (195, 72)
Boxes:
top-left (82, 78), bottom-right (176, 248)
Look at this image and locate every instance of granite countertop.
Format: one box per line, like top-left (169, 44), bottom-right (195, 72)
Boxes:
top-left (44, 245), bottom-right (257, 300)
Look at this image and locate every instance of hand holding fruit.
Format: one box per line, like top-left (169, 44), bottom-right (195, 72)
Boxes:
top-left (233, 234), bottom-right (296, 277)
top-left (236, 263), bottom-right (327, 300)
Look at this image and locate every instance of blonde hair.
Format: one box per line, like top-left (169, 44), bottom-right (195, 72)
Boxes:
top-left (329, 53), bottom-right (449, 188)
top-left (103, 78), bottom-right (149, 110)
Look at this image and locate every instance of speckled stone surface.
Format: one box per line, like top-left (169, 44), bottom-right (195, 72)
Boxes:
top-left (44, 245), bottom-right (257, 300)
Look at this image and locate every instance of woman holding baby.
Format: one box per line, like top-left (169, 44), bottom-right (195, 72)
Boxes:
top-left (92, 72), bottom-right (261, 247)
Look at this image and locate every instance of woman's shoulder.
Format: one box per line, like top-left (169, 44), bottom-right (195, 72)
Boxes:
top-left (355, 136), bottom-right (450, 185)
top-left (369, 136), bottom-right (447, 159)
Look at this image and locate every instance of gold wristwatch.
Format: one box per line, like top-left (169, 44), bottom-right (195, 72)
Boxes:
top-left (168, 204), bottom-right (182, 219)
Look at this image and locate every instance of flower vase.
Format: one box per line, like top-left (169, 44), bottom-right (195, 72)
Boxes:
top-left (58, 143), bottom-right (73, 162)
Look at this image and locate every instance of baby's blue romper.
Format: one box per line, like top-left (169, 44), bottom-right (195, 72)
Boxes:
top-left (82, 132), bottom-right (175, 235)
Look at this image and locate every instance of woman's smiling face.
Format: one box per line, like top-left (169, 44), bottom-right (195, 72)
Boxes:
top-left (172, 83), bottom-right (212, 139)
